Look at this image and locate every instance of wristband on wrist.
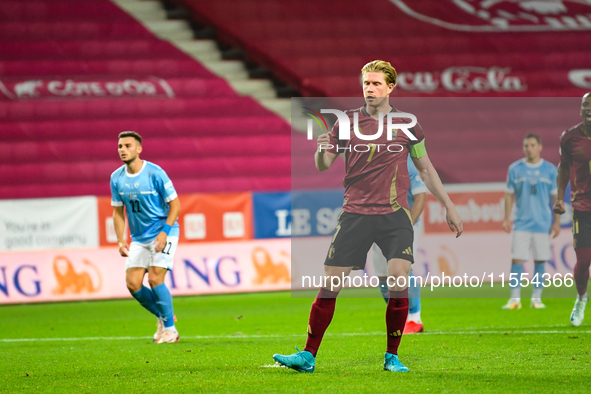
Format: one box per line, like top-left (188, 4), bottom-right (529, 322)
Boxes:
top-left (162, 224), bottom-right (172, 235)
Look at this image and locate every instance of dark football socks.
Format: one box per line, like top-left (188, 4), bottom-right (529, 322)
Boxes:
top-left (304, 288), bottom-right (339, 357)
top-left (386, 288), bottom-right (409, 355)
top-left (574, 247), bottom-right (591, 296)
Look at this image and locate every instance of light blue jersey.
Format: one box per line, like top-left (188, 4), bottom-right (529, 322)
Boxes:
top-left (506, 158), bottom-right (557, 233)
top-left (408, 156), bottom-right (427, 224)
top-left (110, 160), bottom-right (180, 243)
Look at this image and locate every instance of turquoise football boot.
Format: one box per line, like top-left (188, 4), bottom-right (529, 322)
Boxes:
top-left (383, 353), bottom-right (409, 372)
top-left (273, 347), bottom-right (315, 373)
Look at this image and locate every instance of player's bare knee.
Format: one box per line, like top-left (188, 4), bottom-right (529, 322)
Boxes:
top-left (389, 268), bottom-right (408, 278)
top-left (148, 267), bottom-right (167, 288)
top-left (126, 280), bottom-right (142, 293)
top-left (328, 279), bottom-right (342, 293)
top-left (147, 275), bottom-right (164, 288)
top-left (387, 259), bottom-right (411, 278)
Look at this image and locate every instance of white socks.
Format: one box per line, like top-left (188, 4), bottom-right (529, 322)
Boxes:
top-left (408, 311), bottom-right (421, 323)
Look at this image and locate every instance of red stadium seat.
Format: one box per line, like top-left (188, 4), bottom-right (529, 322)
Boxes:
top-left (0, 0), bottom-right (291, 199)
top-left (175, 0), bottom-right (590, 184)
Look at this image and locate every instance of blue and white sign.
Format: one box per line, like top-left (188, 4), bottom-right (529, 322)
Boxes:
top-left (252, 190), bottom-right (345, 238)
top-left (291, 190), bottom-right (344, 237)
top-left (252, 192), bottom-right (291, 239)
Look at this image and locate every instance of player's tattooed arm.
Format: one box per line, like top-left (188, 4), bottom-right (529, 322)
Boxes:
top-left (113, 206), bottom-right (129, 257)
top-left (154, 197), bottom-right (181, 253)
top-left (553, 161), bottom-right (570, 214)
top-left (503, 193), bottom-right (514, 233)
top-left (412, 154), bottom-right (463, 237)
top-left (315, 133), bottom-right (339, 171)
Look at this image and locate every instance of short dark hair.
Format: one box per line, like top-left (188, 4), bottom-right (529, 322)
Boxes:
top-left (524, 133), bottom-right (541, 145)
top-left (118, 131), bottom-right (142, 145)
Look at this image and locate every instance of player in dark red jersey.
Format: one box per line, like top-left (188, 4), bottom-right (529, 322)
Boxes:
top-left (553, 92), bottom-right (591, 327)
top-left (273, 60), bottom-right (463, 373)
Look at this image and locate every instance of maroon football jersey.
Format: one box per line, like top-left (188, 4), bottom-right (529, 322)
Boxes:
top-left (327, 106), bottom-right (425, 215)
top-left (559, 123), bottom-right (591, 211)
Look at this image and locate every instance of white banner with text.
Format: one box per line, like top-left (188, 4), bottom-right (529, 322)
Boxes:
top-left (0, 196), bottom-right (99, 252)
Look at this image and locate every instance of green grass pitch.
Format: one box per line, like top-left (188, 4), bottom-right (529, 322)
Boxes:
top-left (1, 290), bottom-right (590, 393)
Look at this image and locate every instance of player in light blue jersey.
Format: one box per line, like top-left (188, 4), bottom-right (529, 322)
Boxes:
top-left (373, 155), bottom-right (427, 333)
top-left (111, 131), bottom-right (181, 343)
top-left (502, 134), bottom-right (561, 310)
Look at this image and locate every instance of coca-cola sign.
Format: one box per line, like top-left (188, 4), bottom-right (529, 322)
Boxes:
top-left (396, 66), bottom-right (527, 93)
top-left (390, 0), bottom-right (591, 31)
top-left (569, 69), bottom-right (591, 88)
top-left (0, 77), bottom-right (175, 100)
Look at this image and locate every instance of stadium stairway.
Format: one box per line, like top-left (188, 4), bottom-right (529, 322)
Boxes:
top-left (0, 0), bottom-right (342, 199)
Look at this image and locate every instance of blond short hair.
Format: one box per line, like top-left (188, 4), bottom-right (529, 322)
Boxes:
top-left (361, 60), bottom-right (397, 87)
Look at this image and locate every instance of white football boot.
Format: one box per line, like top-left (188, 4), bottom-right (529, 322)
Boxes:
top-left (570, 295), bottom-right (588, 327)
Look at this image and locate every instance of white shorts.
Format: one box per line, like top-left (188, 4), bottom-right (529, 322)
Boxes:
top-left (125, 236), bottom-right (178, 271)
top-left (511, 231), bottom-right (550, 262)
top-left (373, 226), bottom-right (421, 277)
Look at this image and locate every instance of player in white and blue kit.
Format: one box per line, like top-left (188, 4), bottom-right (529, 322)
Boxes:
top-left (111, 131), bottom-right (181, 343)
top-left (373, 155), bottom-right (427, 333)
top-left (502, 134), bottom-right (561, 310)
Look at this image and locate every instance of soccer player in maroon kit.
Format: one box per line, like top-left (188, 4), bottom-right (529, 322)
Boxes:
top-left (553, 92), bottom-right (591, 327)
top-left (273, 60), bottom-right (463, 372)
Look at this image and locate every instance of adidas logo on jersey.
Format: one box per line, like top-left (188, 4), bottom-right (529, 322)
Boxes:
top-left (402, 247), bottom-right (413, 256)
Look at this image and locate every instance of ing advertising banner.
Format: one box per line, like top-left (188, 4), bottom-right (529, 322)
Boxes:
top-left (0, 239), bottom-right (291, 305)
top-left (291, 230), bottom-right (576, 292)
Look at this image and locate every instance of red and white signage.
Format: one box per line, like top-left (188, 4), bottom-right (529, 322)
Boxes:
top-left (569, 69), bottom-right (591, 89)
top-left (396, 66), bottom-right (527, 93)
top-left (97, 192), bottom-right (253, 247)
top-left (390, 0), bottom-right (591, 31)
top-left (425, 190), bottom-right (506, 233)
top-left (0, 77), bottom-right (175, 100)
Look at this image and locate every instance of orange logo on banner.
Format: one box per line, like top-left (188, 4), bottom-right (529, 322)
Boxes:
top-left (251, 247), bottom-right (290, 285)
top-left (52, 256), bottom-right (102, 295)
top-left (178, 193), bottom-right (253, 243)
top-left (437, 245), bottom-right (459, 276)
top-left (97, 196), bottom-right (130, 247)
top-left (97, 193), bottom-right (253, 246)
top-left (424, 191), bottom-right (505, 233)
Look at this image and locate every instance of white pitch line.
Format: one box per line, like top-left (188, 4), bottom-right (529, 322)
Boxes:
top-left (0, 329), bottom-right (590, 343)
